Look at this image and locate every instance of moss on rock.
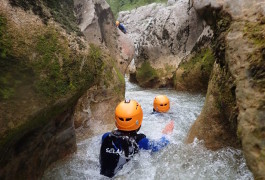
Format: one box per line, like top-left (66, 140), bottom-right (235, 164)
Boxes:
top-left (187, 63), bottom-right (241, 150)
top-left (190, 2), bottom-right (265, 178)
top-left (174, 48), bottom-right (215, 92)
top-left (0, 1), bottom-right (125, 178)
top-left (244, 22), bottom-right (265, 91)
top-left (0, 19), bottom-right (96, 101)
top-left (0, 9), bottom-right (107, 147)
top-left (214, 68), bottom-right (238, 133)
top-left (9, 0), bottom-right (81, 34)
top-left (113, 63), bottom-right (125, 85)
top-left (136, 61), bottom-right (159, 87)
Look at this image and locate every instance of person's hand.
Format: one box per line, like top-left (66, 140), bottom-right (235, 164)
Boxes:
top-left (162, 120), bottom-right (174, 134)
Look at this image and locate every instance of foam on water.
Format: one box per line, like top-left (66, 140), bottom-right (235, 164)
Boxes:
top-left (43, 78), bottom-right (253, 180)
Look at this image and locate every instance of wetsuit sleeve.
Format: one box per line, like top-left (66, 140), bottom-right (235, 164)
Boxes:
top-left (101, 132), bottom-right (111, 142)
top-left (138, 136), bottom-right (169, 152)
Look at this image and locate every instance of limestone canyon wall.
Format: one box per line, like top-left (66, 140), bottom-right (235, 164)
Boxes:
top-left (187, 0), bottom-right (265, 178)
top-left (0, 0), bottom-right (125, 178)
top-left (119, 0), bottom-right (212, 88)
top-left (74, 0), bottom-right (134, 73)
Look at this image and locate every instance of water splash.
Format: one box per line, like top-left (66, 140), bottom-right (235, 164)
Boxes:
top-left (43, 78), bottom-right (253, 180)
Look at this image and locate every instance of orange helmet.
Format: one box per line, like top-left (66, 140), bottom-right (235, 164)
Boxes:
top-left (153, 95), bottom-right (170, 113)
top-left (115, 100), bottom-right (143, 131)
top-left (115, 21), bottom-right (120, 26)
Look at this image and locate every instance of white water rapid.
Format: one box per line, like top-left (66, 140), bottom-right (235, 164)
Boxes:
top-left (43, 78), bottom-right (253, 180)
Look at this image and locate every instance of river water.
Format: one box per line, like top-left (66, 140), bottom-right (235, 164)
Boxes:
top-left (43, 78), bottom-right (253, 180)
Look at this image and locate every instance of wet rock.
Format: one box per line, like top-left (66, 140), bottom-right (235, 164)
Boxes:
top-left (187, 0), bottom-right (265, 178)
top-left (187, 63), bottom-right (240, 150)
top-left (0, 108), bottom-right (76, 180)
top-left (118, 0), bottom-right (212, 87)
top-left (73, 65), bottom-right (125, 141)
top-left (73, 0), bottom-right (126, 139)
top-left (0, 0), bottom-right (125, 179)
top-left (174, 47), bottom-right (215, 93)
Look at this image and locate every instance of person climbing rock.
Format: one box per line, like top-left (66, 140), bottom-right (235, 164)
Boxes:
top-left (153, 95), bottom-right (170, 113)
top-left (100, 99), bottom-right (171, 178)
top-left (116, 21), bottom-right (127, 34)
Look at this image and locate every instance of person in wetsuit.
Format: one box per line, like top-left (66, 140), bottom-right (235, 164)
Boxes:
top-left (100, 99), bottom-right (169, 178)
top-left (153, 95), bottom-right (170, 113)
top-left (116, 21), bottom-right (127, 34)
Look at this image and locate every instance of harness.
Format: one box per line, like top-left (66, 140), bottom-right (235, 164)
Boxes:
top-left (100, 131), bottom-right (145, 177)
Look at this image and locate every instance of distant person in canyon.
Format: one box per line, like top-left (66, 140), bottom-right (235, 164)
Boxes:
top-left (152, 95), bottom-right (174, 135)
top-left (153, 95), bottom-right (170, 113)
top-left (100, 99), bottom-right (172, 178)
top-left (116, 20), bottom-right (127, 34)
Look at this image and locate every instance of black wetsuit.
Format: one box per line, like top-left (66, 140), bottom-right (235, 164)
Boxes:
top-left (100, 130), bottom-right (146, 178)
top-left (118, 24), bottom-right (126, 34)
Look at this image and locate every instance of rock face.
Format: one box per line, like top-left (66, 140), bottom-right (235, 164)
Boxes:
top-left (0, 0), bottom-right (124, 179)
top-left (73, 0), bottom-right (126, 140)
top-left (74, 0), bottom-right (116, 50)
top-left (117, 30), bottom-right (135, 74)
top-left (0, 1), bottom-right (82, 177)
top-left (73, 52), bottom-right (125, 141)
top-left (174, 45), bottom-right (215, 93)
top-left (187, 0), bottom-right (265, 178)
top-left (1, 107), bottom-right (77, 179)
top-left (118, 0), bottom-right (211, 88)
top-left (74, 0), bottom-right (134, 73)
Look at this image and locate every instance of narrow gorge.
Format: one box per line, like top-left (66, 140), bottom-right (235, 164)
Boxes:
top-left (0, 0), bottom-right (264, 179)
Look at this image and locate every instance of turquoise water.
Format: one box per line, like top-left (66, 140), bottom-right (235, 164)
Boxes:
top-left (43, 78), bottom-right (253, 180)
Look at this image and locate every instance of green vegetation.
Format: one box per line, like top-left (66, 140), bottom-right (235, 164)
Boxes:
top-left (113, 64), bottom-right (125, 85)
top-left (174, 48), bottom-right (215, 92)
top-left (160, 64), bottom-right (175, 77)
top-left (0, 2), bottom-right (125, 176)
top-left (88, 44), bottom-right (104, 83)
top-left (0, 12), bottom-right (105, 102)
top-left (180, 49), bottom-right (214, 72)
top-left (210, 12), bottom-right (232, 68)
top-left (106, 0), bottom-right (167, 18)
top-left (0, 11), bottom-right (122, 158)
top-left (0, 15), bottom-right (96, 101)
top-left (9, 0), bottom-right (81, 34)
top-left (244, 22), bottom-right (265, 46)
top-left (32, 30), bottom-right (97, 98)
top-left (0, 15), bottom-right (29, 100)
top-left (34, 29), bottom-right (70, 97)
top-left (114, 64), bottom-right (125, 94)
top-left (244, 22), bottom-right (265, 90)
top-left (46, 0), bottom-right (80, 34)
top-left (136, 61), bottom-right (158, 86)
top-left (213, 66), bottom-right (238, 134)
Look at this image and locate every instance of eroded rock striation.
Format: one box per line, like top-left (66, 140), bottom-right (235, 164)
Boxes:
top-left (118, 0), bottom-right (212, 88)
top-left (74, 0), bottom-right (134, 73)
top-left (0, 0), bottom-right (124, 178)
top-left (187, 0), bottom-right (265, 178)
